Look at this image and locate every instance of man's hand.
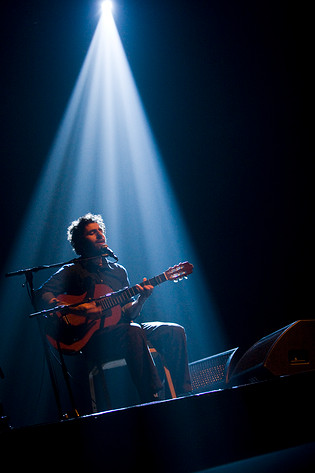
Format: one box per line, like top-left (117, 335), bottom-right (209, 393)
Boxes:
top-left (47, 296), bottom-right (101, 317)
top-left (136, 278), bottom-right (154, 302)
top-left (122, 278), bottom-right (154, 321)
top-left (71, 301), bottom-right (102, 318)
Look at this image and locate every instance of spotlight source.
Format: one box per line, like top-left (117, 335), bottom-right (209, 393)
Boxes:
top-left (101, 0), bottom-right (113, 15)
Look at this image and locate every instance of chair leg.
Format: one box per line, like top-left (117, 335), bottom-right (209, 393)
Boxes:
top-left (163, 365), bottom-right (176, 398)
top-left (89, 365), bottom-right (113, 412)
top-left (98, 365), bottom-right (113, 410)
top-left (149, 347), bottom-right (176, 399)
top-left (89, 367), bottom-right (98, 413)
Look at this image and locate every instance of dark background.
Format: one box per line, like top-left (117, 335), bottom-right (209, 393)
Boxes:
top-left (1, 0), bottom-right (313, 366)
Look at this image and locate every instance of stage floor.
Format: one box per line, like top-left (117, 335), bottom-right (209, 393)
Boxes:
top-left (1, 371), bottom-right (314, 472)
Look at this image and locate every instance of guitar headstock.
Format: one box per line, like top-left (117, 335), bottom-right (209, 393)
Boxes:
top-left (165, 261), bottom-right (193, 282)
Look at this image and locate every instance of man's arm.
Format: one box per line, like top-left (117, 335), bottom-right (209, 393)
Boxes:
top-left (122, 278), bottom-right (154, 320)
top-left (41, 292), bottom-right (60, 308)
top-left (35, 265), bottom-right (73, 309)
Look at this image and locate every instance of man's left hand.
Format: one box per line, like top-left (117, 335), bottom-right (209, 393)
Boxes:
top-left (136, 278), bottom-right (154, 301)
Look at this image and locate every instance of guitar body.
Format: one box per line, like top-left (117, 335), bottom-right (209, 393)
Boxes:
top-left (46, 284), bottom-right (122, 354)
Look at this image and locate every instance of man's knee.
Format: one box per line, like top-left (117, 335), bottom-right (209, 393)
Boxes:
top-left (155, 322), bottom-right (187, 342)
top-left (170, 323), bottom-right (187, 342)
top-left (127, 323), bottom-right (147, 343)
top-left (164, 322), bottom-right (185, 335)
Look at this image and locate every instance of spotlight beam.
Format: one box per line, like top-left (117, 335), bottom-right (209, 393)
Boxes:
top-left (0, 5), bottom-right (226, 428)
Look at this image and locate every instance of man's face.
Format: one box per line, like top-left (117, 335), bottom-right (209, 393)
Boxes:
top-left (82, 222), bottom-right (106, 256)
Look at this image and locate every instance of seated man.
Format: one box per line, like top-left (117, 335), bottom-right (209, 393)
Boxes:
top-left (36, 213), bottom-right (192, 406)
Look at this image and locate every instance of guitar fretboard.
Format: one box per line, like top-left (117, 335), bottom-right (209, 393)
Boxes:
top-left (98, 273), bottom-right (167, 311)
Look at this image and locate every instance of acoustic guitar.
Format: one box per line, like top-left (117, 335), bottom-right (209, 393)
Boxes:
top-left (44, 262), bottom-right (193, 354)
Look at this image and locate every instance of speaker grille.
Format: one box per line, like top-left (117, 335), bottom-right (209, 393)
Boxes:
top-left (189, 349), bottom-right (237, 392)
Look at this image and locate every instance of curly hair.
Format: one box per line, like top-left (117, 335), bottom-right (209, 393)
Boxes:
top-left (67, 213), bottom-right (106, 255)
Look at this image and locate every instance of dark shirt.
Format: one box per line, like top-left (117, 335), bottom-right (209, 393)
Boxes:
top-left (36, 259), bottom-right (130, 308)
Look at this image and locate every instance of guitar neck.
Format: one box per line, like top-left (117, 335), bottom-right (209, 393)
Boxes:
top-left (98, 272), bottom-right (167, 311)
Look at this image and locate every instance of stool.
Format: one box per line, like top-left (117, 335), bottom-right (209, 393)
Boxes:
top-left (89, 348), bottom-right (176, 413)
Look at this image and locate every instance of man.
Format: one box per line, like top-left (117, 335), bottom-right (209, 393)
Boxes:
top-left (36, 213), bottom-right (191, 407)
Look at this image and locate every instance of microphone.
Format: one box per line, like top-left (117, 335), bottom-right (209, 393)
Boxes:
top-left (101, 246), bottom-right (118, 261)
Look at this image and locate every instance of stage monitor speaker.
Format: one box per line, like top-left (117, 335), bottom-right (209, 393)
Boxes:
top-left (229, 319), bottom-right (315, 385)
top-left (189, 348), bottom-right (238, 393)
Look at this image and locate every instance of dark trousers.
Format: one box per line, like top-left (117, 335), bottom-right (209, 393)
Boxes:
top-left (82, 321), bottom-right (192, 403)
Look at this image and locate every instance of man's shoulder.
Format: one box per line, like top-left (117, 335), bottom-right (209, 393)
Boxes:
top-left (107, 262), bottom-right (127, 274)
top-left (56, 262), bottom-right (78, 274)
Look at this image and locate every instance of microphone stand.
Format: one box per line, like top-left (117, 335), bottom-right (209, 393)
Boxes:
top-left (5, 250), bottom-right (117, 279)
top-left (5, 251), bottom-right (117, 421)
top-left (5, 267), bottom-right (66, 421)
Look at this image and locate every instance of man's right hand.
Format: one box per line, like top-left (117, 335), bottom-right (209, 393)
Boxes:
top-left (70, 301), bottom-right (102, 318)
